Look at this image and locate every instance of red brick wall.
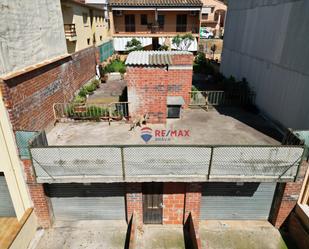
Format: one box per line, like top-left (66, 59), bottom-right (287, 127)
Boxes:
top-left (126, 67), bottom-right (169, 123)
top-left (270, 161), bottom-right (309, 228)
top-left (184, 183), bottom-right (202, 230)
top-left (126, 53), bottom-right (193, 124)
top-left (163, 183), bottom-right (186, 225)
top-left (125, 182), bottom-right (202, 227)
top-left (22, 159), bottom-right (52, 228)
top-left (126, 183), bottom-right (143, 226)
top-left (0, 47), bottom-right (96, 131)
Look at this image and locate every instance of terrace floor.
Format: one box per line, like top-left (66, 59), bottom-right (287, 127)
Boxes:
top-left (47, 107), bottom-right (282, 146)
top-left (199, 221), bottom-right (290, 249)
top-left (33, 220), bottom-right (127, 249)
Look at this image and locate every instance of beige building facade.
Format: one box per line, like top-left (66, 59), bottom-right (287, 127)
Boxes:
top-left (0, 91), bottom-right (37, 249)
top-left (200, 0), bottom-right (227, 36)
top-left (109, 0), bottom-right (203, 52)
top-left (61, 0), bottom-right (111, 53)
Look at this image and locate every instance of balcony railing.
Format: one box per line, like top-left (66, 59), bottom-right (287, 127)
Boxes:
top-left (64, 24), bottom-right (77, 39)
top-left (26, 131), bottom-right (305, 183)
top-left (114, 24), bottom-right (199, 35)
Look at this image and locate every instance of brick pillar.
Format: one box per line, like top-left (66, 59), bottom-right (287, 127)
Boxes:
top-left (270, 161), bottom-right (309, 228)
top-left (22, 159), bottom-right (53, 228)
top-left (163, 183), bottom-right (185, 225)
top-left (126, 183), bottom-right (143, 226)
top-left (184, 183), bottom-right (202, 230)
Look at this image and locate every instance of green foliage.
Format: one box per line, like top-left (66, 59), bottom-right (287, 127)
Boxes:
top-left (158, 45), bottom-right (169, 51)
top-left (85, 83), bottom-right (97, 93)
top-left (78, 87), bottom-right (88, 98)
top-left (104, 59), bottom-right (126, 74)
top-left (172, 33), bottom-right (194, 51)
top-left (85, 106), bottom-right (108, 119)
top-left (73, 95), bottom-right (86, 104)
top-left (193, 52), bottom-right (215, 75)
top-left (125, 38), bottom-right (143, 52)
top-left (65, 104), bottom-right (108, 120)
top-left (191, 85), bottom-right (199, 91)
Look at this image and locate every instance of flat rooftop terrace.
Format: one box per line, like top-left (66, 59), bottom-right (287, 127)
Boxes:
top-left (47, 107), bottom-right (282, 146)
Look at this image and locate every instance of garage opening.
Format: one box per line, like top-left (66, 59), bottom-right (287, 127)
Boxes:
top-left (44, 183), bottom-right (126, 221)
top-left (200, 182), bottom-right (276, 220)
top-left (0, 173), bottom-right (16, 217)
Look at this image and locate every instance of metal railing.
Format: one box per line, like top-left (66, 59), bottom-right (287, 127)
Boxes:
top-left (53, 102), bottom-right (130, 122)
top-left (114, 24), bottom-right (199, 34)
top-left (28, 132), bottom-right (305, 183)
top-left (189, 91), bottom-right (256, 107)
top-left (64, 24), bottom-right (77, 38)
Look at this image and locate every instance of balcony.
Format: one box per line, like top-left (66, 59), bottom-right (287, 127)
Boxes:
top-left (64, 24), bottom-right (77, 41)
top-left (114, 24), bottom-right (200, 37)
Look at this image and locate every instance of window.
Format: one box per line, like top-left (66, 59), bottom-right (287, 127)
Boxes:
top-left (141, 14), bottom-right (147, 25)
top-left (211, 7), bottom-right (215, 13)
top-left (87, 38), bottom-right (90, 45)
top-left (202, 14), bottom-right (209, 20)
top-left (83, 13), bottom-right (88, 26)
top-left (100, 36), bottom-right (102, 41)
top-left (158, 15), bottom-right (165, 28)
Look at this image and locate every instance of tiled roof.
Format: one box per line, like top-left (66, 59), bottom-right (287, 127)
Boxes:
top-left (125, 51), bottom-right (191, 66)
top-left (110, 0), bottom-right (203, 7)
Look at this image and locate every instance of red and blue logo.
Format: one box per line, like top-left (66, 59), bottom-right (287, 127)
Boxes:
top-left (141, 127), bottom-right (153, 142)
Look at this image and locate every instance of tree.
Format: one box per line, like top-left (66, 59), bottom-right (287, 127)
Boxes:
top-left (172, 33), bottom-right (194, 51)
top-left (210, 44), bottom-right (217, 59)
top-left (125, 38), bottom-right (143, 52)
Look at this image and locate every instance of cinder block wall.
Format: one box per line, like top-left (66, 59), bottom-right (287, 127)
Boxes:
top-left (126, 53), bottom-right (193, 124)
top-left (0, 46), bottom-right (97, 131)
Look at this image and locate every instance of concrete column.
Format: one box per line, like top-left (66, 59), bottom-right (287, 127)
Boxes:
top-left (215, 12), bottom-right (222, 38)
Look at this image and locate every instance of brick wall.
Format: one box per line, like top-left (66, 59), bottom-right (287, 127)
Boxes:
top-left (184, 183), bottom-right (202, 230)
top-left (270, 161), bottom-right (309, 228)
top-left (126, 53), bottom-right (193, 124)
top-left (22, 159), bottom-right (52, 228)
top-left (126, 183), bottom-right (143, 226)
top-left (126, 67), bottom-right (169, 123)
top-left (0, 47), bottom-right (97, 131)
top-left (125, 182), bottom-right (202, 227)
top-left (163, 183), bottom-right (186, 225)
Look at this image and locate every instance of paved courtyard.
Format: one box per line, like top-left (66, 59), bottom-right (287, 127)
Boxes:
top-left (200, 221), bottom-right (289, 249)
top-left (32, 221), bottom-right (127, 249)
top-left (136, 225), bottom-right (185, 249)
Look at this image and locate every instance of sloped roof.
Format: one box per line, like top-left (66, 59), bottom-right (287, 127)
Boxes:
top-left (125, 51), bottom-right (191, 66)
top-left (110, 0), bottom-right (203, 7)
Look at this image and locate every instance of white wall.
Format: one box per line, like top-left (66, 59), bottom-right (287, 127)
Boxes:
top-left (221, 0), bottom-right (309, 130)
top-left (0, 0), bottom-right (67, 76)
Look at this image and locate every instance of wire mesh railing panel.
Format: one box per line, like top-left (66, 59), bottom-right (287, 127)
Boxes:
top-left (31, 147), bottom-right (123, 178)
top-left (15, 131), bottom-right (39, 159)
top-left (53, 102), bottom-right (129, 122)
top-left (124, 147), bottom-right (212, 177)
top-left (211, 147), bottom-right (304, 178)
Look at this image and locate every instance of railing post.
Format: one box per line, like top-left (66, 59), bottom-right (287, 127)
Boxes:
top-left (207, 147), bottom-right (214, 180)
top-left (121, 147), bottom-right (126, 181)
